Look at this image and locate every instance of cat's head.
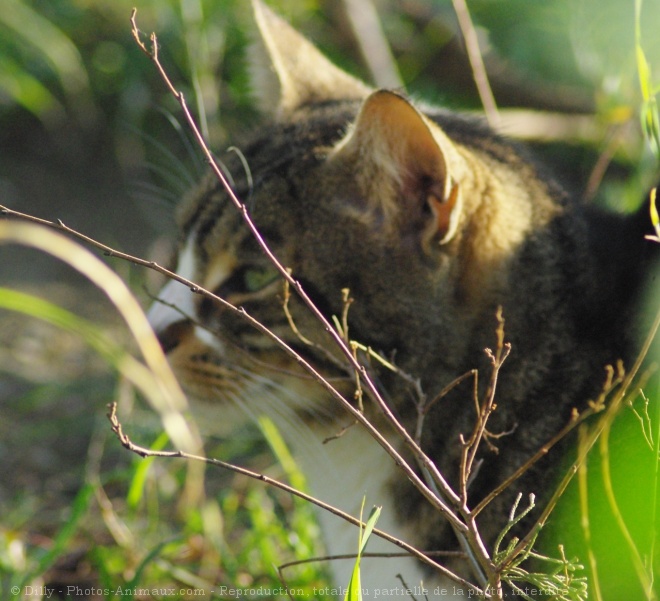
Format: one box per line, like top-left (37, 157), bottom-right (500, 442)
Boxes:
top-left (148, 0), bottom-right (548, 428)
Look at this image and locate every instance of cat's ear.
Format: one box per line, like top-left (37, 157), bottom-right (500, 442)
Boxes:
top-left (250, 0), bottom-right (371, 116)
top-left (331, 90), bottom-right (464, 247)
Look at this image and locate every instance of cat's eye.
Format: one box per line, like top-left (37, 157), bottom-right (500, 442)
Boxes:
top-left (243, 265), bottom-right (280, 292)
top-left (217, 264), bottom-right (281, 298)
top-left (202, 264), bottom-right (281, 316)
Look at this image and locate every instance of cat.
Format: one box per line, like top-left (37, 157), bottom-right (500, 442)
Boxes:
top-left (147, 1), bottom-right (655, 598)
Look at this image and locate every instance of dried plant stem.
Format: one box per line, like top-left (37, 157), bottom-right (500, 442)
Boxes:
top-left (460, 311), bottom-right (510, 503)
top-left (506, 301), bottom-right (660, 567)
top-left (342, 0), bottom-right (402, 89)
top-left (107, 402), bottom-right (477, 591)
top-left (451, 0), bottom-right (499, 128)
top-left (577, 428), bottom-right (604, 601)
top-left (415, 369), bottom-right (477, 445)
top-left (129, 11), bottom-right (494, 577)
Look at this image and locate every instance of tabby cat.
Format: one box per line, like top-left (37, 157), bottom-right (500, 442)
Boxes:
top-left (148, 1), bottom-right (654, 597)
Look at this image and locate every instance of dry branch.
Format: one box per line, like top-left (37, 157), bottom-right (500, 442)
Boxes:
top-left (107, 402), bottom-right (476, 590)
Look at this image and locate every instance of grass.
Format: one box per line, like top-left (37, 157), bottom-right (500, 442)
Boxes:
top-left (0, 341), bottom-right (334, 600)
top-left (0, 228), bottom-right (333, 599)
top-left (1, 1), bottom-right (660, 599)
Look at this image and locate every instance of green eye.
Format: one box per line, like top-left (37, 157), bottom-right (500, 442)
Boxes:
top-left (243, 265), bottom-right (280, 292)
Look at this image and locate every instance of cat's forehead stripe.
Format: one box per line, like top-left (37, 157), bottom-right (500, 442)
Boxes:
top-left (195, 192), bottom-right (246, 257)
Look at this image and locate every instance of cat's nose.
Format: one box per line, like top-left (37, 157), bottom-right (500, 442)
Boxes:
top-left (154, 319), bottom-right (193, 354)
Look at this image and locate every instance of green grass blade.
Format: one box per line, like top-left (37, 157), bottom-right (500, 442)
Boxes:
top-left (344, 557), bottom-right (362, 601)
top-left (0, 54), bottom-right (65, 119)
top-left (637, 46), bottom-right (651, 103)
top-left (359, 506), bottom-right (382, 555)
top-left (648, 390), bottom-right (660, 598)
top-left (343, 501), bottom-right (381, 601)
top-left (124, 539), bottom-right (172, 592)
top-left (20, 484), bottom-right (95, 587)
top-left (648, 188), bottom-right (660, 240)
top-left (0, 287), bottom-right (123, 362)
top-left (258, 416), bottom-right (307, 493)
top-left (126, 432), bottom-right (170, 509)
top-left (0, 222), bottom-right (199, 453)
top-left (635, 0), bottom-right (660, 158)
top-left (0, 287), bottom-right (172, 413)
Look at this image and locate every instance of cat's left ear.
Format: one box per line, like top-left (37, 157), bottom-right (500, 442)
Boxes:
top-left (330, 90), bottom-right (464, 248)
top-left (250, 0), bottom-right (371, 116)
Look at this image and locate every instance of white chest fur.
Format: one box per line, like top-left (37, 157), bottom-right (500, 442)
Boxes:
top-left (291, 422), bottom-right (462, 600)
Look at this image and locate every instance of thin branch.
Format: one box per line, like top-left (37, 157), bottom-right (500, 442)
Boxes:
top-left (106, 402), bottom-right (479, 592)
top-left (0, 200), bottom-right (466, 561)
top-left (460, 309), bottom-right (510, 504)
top-left (278, 548), bottom-right (465, 570)
top-left (128, 9), bottom-right (475, 544)
top-left (505, 300), bottom-right (660, 565)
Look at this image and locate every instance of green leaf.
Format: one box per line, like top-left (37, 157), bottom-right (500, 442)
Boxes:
top-left (359, 505), bottom-right (382, 555)
top-left (344, 501), bottom-right (381, 601)
top-left (649, 188), bottom-right (659, 231)
top-left (637, 46), bottom-right (652, 102)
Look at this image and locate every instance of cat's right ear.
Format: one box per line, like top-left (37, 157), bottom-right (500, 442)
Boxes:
top-left (249, 0), bottom-right (371, 116)
top-left (330, 90), bottom-right (466, 250)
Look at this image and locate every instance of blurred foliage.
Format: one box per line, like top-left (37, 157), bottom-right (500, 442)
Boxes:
top-left (1, 0), bottom-right (659, 213)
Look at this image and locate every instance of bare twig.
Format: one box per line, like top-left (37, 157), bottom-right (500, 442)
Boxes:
top-left (106, 402), bottom-right (478, 591)
top-left (628, 387), bottom-right (656, 450)
top-left (278, 548), bottom-right (464, 570)
top-left (0, 201), bottom-right (471, 577)
top-left (504, 300), bottom-right (660, 568)
top-left (128, 13), bottom-right (490, 569)
top-left (460, 309), bottom-right (510, 504)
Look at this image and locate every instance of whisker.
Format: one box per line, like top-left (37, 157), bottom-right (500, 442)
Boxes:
top-left (155, 106), bottom-right (206, 176)
top-left (124, 123), bottom-right (198, 189)
top-left (131, 179), bottom-right (184, 205)
top-left (227, 146), bottom-right (254, 206)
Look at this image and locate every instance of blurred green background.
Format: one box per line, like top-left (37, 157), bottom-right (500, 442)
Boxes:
top-left (0, 0), bottom-right (659, 599)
